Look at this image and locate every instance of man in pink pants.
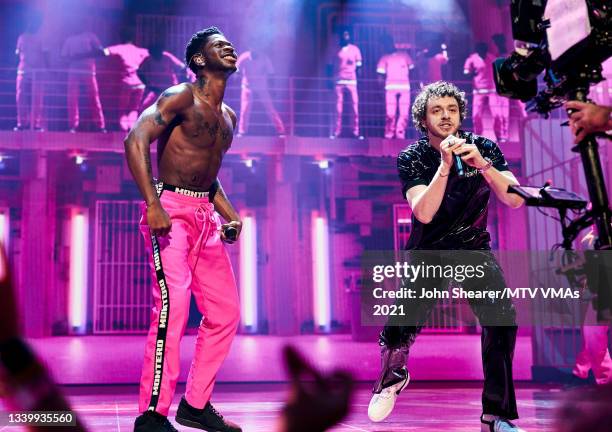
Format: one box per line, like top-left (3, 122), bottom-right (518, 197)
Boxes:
top-left (104, 28), bottom-right (150, 131)
top-left (463, 42), bottom-right (509, 142)
top-left (333, 30), bottom-right (362, 138)
top-left (125, 27), bottom-right (242, 432)
top-left (572, 229), bottom-right (612, 386)
top-left (138, 44), bottom-right (186, 112)
top-left (14, 14), bottom-right (48, 131)
top-left (61, 25), bottom-right (106, 132)
top-left (236, 49), bottom-right (285, 137)
top-left (377, 38), bottom-right (414, 139)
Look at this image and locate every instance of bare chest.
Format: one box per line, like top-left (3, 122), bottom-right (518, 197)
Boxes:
top-left (182, 102), bottom-right (233, 152)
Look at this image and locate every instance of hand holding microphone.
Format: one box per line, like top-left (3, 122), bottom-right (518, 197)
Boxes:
top-left (439, 134), bottom-right (466, 177)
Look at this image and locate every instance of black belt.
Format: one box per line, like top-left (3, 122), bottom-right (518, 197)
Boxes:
top-left (156, 180), bottom-right (219, 201)
top-left (161, 183), bottom-right (209, 198)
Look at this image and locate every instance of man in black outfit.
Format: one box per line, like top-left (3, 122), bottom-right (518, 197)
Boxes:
top-left (367, 81), bottom-right (526, 432)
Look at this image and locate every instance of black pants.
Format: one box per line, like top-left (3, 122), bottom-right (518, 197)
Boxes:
top-left (380, 251), bottom-right (519, 419)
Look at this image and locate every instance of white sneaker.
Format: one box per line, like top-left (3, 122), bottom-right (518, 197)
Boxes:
top-left (367, 369), bottom-right (410, 422)
top-left (481, 415), bottom-right (526, 432)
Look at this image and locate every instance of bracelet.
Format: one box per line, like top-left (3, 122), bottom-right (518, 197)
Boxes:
top-left (478, 157), bottom-right (493, 174)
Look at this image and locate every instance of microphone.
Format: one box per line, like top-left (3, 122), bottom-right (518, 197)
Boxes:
top-left (454, 153), bottom-right (465, 177)
top-left (454, 132), bottom-right (465, 177)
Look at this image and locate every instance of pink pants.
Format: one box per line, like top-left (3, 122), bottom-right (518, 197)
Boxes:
top-left (16, 72), bottom-right (44, 129)
top-left (385, 89), bottom-right (410, 139)
top-left (238, 86), bottom-right (285, 135)
top-left (119, 84), bottom-right (145, 131)
top-left (472, 91), bottom-right (509, 141)
top-left (138, 189), bottom-right (240, 416)
top-left (335, 83), bottom-right (359, 136)
top-left (573, 304), bottom-right (612, 385)
top-left (67, 70), bottom-right (105, 129)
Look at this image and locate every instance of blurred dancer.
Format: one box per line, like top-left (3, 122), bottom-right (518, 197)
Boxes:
top-left (571, 229), bottom-right (612, 385)
top-left (236, 48), bottom-right (285, 137)
top-left (61, 22), bottom-right (106, 132)
top-left (377, 36), bottom-right (414, 139)
top-left (332, 29), bottom-right (362, 138)
top-left (464, 42), bottom-right (509, 142)
top-left (492, 33), bottom-right (528, 125)
top-left (423, 42), bottom-right (448, 85)
top-left (104, 27), bottom-right (149, 131)
top-left (125, 27), bottom-right (242, 432)
top-left (138, 43), bottom-right (186, 111)
top-left (14, 13), bottom-right (48, 131)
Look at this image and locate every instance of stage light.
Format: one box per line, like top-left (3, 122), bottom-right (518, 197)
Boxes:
top-left (240, 213), bottom-right (258, 332)
top-left (69, 209), bottom-right (88, 333)
top-left (311, 211), bottom-right (331, 332)
top-left (0, 239), bottom-right (6, 282)
top-left (318, 160), bottom-right (329, 170)
top-left (0, 210), bottom-right (8, 252)
top-left (244, 159), bottom-right (254, 169)
top-left (75, 155), bottom-right (85, 165)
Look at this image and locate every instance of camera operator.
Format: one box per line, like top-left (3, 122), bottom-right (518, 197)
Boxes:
top-left (565, 101), bottom-right (612, 143)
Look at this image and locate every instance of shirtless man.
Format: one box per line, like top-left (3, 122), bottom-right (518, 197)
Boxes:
top-left (124, 27), bottom-right (242, 432)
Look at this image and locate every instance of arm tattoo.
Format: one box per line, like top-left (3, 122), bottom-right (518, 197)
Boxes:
top-left (197, 76), bottom-right (207, 90)
top-left (144, 150), bottom-right (152, 176)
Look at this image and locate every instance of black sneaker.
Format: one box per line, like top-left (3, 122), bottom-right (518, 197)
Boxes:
top-left (134, 411), bottom-right (178, 432)
top-left (175, 397), bottom-right (242, 431)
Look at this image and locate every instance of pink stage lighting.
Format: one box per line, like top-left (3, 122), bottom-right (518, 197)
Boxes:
top-left (311, 211), bottom-right (331, 332)
top-left (0, 209), bottom-right (8, 252)
top-left (69, 209), bottom-right (88, 333)
top-left (240, 213), bottom-right (258, 332)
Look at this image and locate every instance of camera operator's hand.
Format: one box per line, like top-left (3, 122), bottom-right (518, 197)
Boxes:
top-left (565, 101), bottom-right (612, 143)
top-left (439, 135), bottom-right (465, 173)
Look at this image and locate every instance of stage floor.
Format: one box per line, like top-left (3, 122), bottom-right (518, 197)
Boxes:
top-left (27, 334), bottom-right (533, 384)
top-left (1, 383), bottom-right (563, 432)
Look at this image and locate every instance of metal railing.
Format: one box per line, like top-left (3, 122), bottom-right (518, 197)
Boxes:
top-left (0, 67), bottom-right (529, 140)
top-left (93, 200), bottom-right (151, 334)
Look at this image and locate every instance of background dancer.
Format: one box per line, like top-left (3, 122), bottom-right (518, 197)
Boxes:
top-left (332, 29), bottom-right (362, 138)
top-left (376, 35), bottom-right (414, 139)
top-left (463, 42), bottom-right (509, 142)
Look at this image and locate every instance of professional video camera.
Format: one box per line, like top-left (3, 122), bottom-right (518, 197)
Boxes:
top-left (493, 0), bottom-right (611, 114)
top-left (494, 0), bottom-right (612, 320)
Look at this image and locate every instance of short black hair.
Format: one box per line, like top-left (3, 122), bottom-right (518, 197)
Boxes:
top-left (185, 26), bottom-right (223, 73)
top-left (120, 26), bottom-right (136, 43)
top-left (475, 42), bottom-right (489, 56)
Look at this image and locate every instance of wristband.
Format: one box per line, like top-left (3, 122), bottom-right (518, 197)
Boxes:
top-left (478, 157), bottom-right (493, 174)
